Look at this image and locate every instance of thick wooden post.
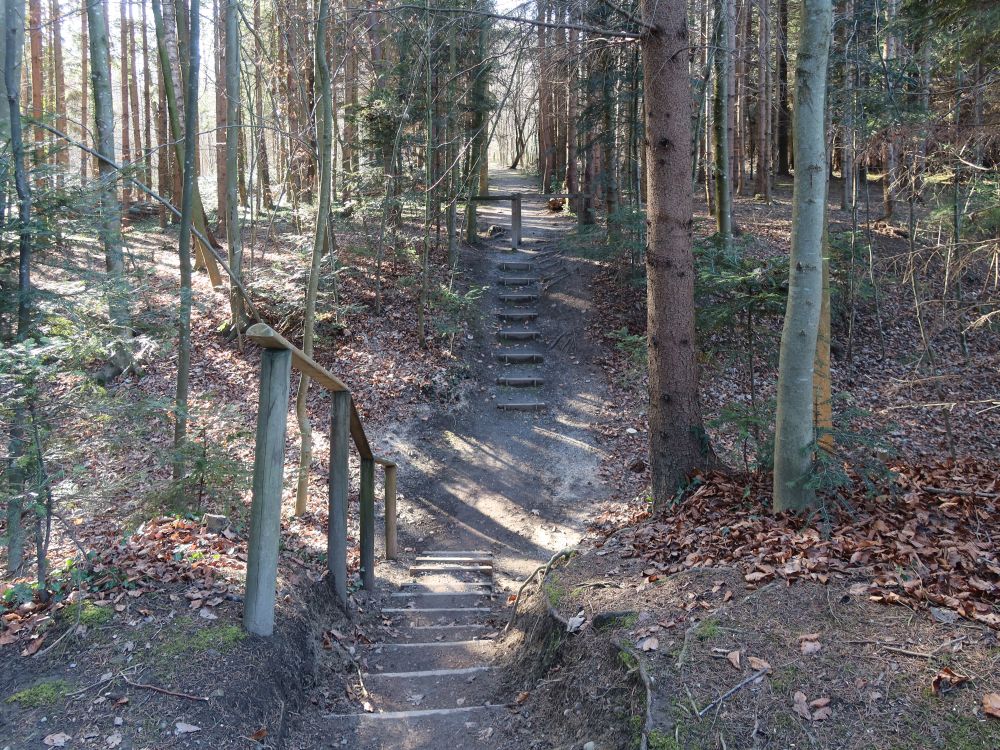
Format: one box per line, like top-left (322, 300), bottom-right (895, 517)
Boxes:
top-left (384, 464), bottom-right (398, 560)
top-left (243, 349), bottom-right (292, 637)
top-left (511, 194), bottom-right (522, 249)
top-left (447, 201), bottom-right (458, 268)
top-left (359, 457), bottom-right (375, 590)
top-left (328, 390), bottom-right (351, 608)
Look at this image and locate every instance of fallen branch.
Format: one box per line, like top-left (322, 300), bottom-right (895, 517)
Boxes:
top-left (696, 667), bottom-right (770, 718)
top-left (122, 675), bottom-right (209, 702)
top-left (504, 548), bottom-right (576, 633)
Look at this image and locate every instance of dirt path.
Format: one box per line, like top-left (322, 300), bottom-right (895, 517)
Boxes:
top-left (288, 169), bottom-right (615, 749)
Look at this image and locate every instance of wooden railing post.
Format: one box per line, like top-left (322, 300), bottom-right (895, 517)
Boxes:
top-left (328, 390), bottom-right (351, 608)
top-left (359, 457), bottom-right (375, 591)
top-left (384, 464), bottom-right (398, 560)
top-left (243, 348), bottom-right (292, 637)
top-left (511, 193), bottom-right (522, 249)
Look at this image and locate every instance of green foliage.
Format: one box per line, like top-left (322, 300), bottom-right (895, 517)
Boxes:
top-left (695, 618), bottom-right (720, 640)
top-left (608, 327), bottom-right (647, 370)
top-left (6, 680), bottom-right (71, 707)
top-left (431, 284), bottom-right (487, 337)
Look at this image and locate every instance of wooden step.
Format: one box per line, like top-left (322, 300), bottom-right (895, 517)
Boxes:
top-left (408, 564), bottom-right (493, 573)
top-left (366, 639), bottom-right (495, 672)
top-left (496, 310), bottom-right (538, 321)
top-left (498, 292), bottom-right (539, 303)
top-left (498, 261), bottom-right (534, 272)
top-left (497, 328), bottom-right (541, 341)
top-left (383, 608), bottom-right (492, 627)
top-left (395, 623), bottom-right (492, 644)
top-left (421, 550), bottom-right (492, 558)
top-left (358, 665), bottom-right (497, 710)
top-left (495, 375), bottom-right (544, 387)
top-left (496, 401), bottom-right (547, 412)
top-left (389, 592), bottom-right (491, 609)
top-left (323, 703), bottom-right (506, 750)
top-left (496, 350), bottom-right (543, 364)
top-left (496, 276), bottom-right (539, 286)
top-left (415, 556), bottom-right (496, 564)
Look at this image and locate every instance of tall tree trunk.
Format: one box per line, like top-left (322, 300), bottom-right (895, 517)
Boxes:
top-left (566, 24), bottom-right (578, 210)
top-left (641, 0), bottom-right (715, 501)
top-left (141, 0), bottom-right (153, 184)
top-left (215, 0), bottom-right (227, 234)
top-left (127, 7), bottom-right (141, 186)
top-left (225, 0), bottom-right (244, 330)
top-left (601, 48), bottom-right (619, 238)
top-left (253, 0), bottom-right (273, 209)
top-left (172, 0), bottom-right (200, 482)
top-left (49, 0), bottom-right (66, 186)
top-left (88, 0), bottom-right (132, 347)
top-left (776, 0), bottom-right (789, 174)
top-left (5, 0), bottom-right (30, 573)
top-left (294, 0), bottom-right (334, 515)
top-left (120, 0), bottom-right (132, 207)
top-left (28, 0), bottom-right (43, 176)
top-left (881, 0), bottom-right (898, 219)
top-left (79, 0), bottom-right (89, 182)
top-left (755, 0), bottom-right (771, 199)
top-left (713, 0), bottom-right (733, 252)
top-left (772, 0), bottom-right (832, 512)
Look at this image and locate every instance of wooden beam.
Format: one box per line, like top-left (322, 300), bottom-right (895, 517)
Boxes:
top-left (246, 323), bottom-right (348, 392)
top-left (243, 348), bottom-right (292, 637)
top-left (359, 457), bottom-right (376, 591)
top-left (511, 194), bottom-right (522, 250)
top-left (468, 194), bottom-right (515, 201)
top-left (328, 390), bottom-right (350, 608)
top-left (384, 464), bottom-right (398, 560)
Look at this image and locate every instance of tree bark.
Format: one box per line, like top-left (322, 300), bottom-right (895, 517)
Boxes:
top-left (776, 0), bottom-right (789, 175)
top-left (294, 0), bottom-right (334, 514)
top-left (641, 0), bottom-right (715, 501)
top-left (713, 0), bottom-right (733, 252)
top-left (120, 0), bottom-right (132, 207)
top-left (755, 0), bottom-right (771, 199)
top-left (172, 0), bottom-right (200, 482)
top-left (28, 0), bottom-right (43, 176)
top-left (772, 0), bottom-right (832, 512)
top-left (49, 0), bottom-right (66, 185)
top-left (225, 0), bottom-right (244, 330)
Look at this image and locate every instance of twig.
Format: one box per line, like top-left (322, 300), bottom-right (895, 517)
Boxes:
top-left (122, 675), bottom-right (209, 702)
top-left (696, 667), bottom-right (770, 717)
top-left (504, 548), bottom-right (576, 632)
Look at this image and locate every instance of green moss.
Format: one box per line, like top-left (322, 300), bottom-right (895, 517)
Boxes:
top-left (648, 729), bottom-right (681, 750)
top-left (544, 581), bottom-right (563, 608)
top-left (62, 601), bottom-right (113, 626)
top-left (619, 649), bottom-right (639, 670)
top-left (940, 714), bottom-right (1000, 749)
top-left (6, 680), bottom-right (71, 707)
top-left (695, 618), bottom-right (720, 641)
top-left (160, 623), bottom-right (246, 656)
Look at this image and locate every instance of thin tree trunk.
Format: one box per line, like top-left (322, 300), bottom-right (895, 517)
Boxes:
top-left (225, 0), bottom-right (244, 331)
top-left (713, 0), bottom-right (733, 252)
top-left (88, 0), bottom-right (132, 346)
top-left (215, 0), bottom-right (227, 234)
top-left (5, 0), bottom-right (30, 573)
top-left (127, 6), bottom-right (142, 188)
top-left (773, 0), bottom-right (832, 512)
top-left (566, 23), bottom-right (578, 212)
top-left (172, 0), bottom-right (200, 482)
top-left (120, 0), bottom-right (132, 207)
top-left (80, 0), bottom-right (89, 182)
top-left (776, 0), bottom-right (789, 174)
top-left (755, 0), bottom-right (771, 199)
top-left (142, 0), bottom-right (153, 184)
top-left (29, 0), bottom-right (43, 176)
top-left (49, 0), bottom-right (66, 185)
top-left (641, 0), bottom-right (716, 501)
top-left (294, 0), bottom-right (333, 515)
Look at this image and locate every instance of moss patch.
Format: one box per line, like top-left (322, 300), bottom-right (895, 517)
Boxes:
top-left (160, 623), bottom-right (247, 657)
top-left (6, 680), bottom-right (71, 708)
top-left (695, 618), bottom-right (720, 641)
top-left (62, 601), bottom-right (114, 626)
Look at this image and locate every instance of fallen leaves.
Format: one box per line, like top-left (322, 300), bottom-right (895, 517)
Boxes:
top-left (984, 693), bottom-right (1000, 719)
top-left (798, 633), bottom-right (823, 656)
top-left (726, 650), bottom-right (741, 670)
top-left (793, 692), bottom-right (833, 722)
top-left (43, 733), bottom-right (72, 747)
top-left (931, 668), bottom-right (970, 695)
top-left (615, 460), bottom-right (1000, 629)
top-left (174, 722), bottom-right (201, 735)
top-left (636, 635), bottom-right (659, 652)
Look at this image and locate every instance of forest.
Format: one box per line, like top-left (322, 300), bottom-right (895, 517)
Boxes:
top-left (1, 0), bottom-right (998, 747)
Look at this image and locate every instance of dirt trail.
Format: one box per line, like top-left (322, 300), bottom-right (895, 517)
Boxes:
top-left (288, 169), bottom-right (615, 749)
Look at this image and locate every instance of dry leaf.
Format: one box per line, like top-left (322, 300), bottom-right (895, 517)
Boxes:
top-left (21, 635), bottom-right (45, 657)
top-left (984, 693), bottom-right (1000, 718)
top-left (174, 722), bottom-right (201, 735)
top-left (637, 636), bottom-right (659, 652)
top-left (812, 706), bottom-right (833, 721)
top-left (106, 731), bottom-right (123, 748)
top-left (800, 639), bottom-right (823, 656)
top-left (747, 656), bottom-right (771, 673)
top-left (727, 650), bottom-right (741, 670)
top-left (43, 734), bottom-right (72, 747)
top-left (931, 668), bottom-right (970, 695)
top-left (250, 728), bottom-right (268, 741)
top-left (515, 691), bottom-right (530, 705)
top-left (792, 691), bottom-right (812, 720)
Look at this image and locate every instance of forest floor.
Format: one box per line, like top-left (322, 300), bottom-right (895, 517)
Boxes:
top-left (2, 168), bottom-right (999, 750)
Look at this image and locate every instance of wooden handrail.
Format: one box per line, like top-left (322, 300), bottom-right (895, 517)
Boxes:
top-left (247, 323), bottom-right (376, 460)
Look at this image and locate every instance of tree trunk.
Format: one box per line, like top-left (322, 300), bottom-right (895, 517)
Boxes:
top-left (772, 0), bottom-right (832, 512)
top-left (5, 0), bottom-right (30, 573)
top-left (120, 0), bottom-right (132, 207)
top-left (49, 0), bottom-right (66, 186)
top-left (776, 0), bottom-right (789, 175)
top-left (294, 0), bottom-right (334, 515)
top-left (641, 0), bottom-right (716, 501)
top-left (225, 0), bottom-right (244, 330)
top-left (172, 0), bottom-right (201, 482)
top-left (566, 24), bottom-right (578, 211)
top-left (29, 0), bottom-right (43, 176)
top-left (127, 7), bottom-right (142, 188)
top-left (755, 0), bottom-right (771, 199)
top-left (88, 0), bottom-right (132, 344)
top-left (79, 0), bottom-right (89, 182)
top-left (713, 0), bottom-right (733, 253)
top-left (215, 0), bottom-right (227, 234)
top-left (142, 0), bottom-right (153, 184)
